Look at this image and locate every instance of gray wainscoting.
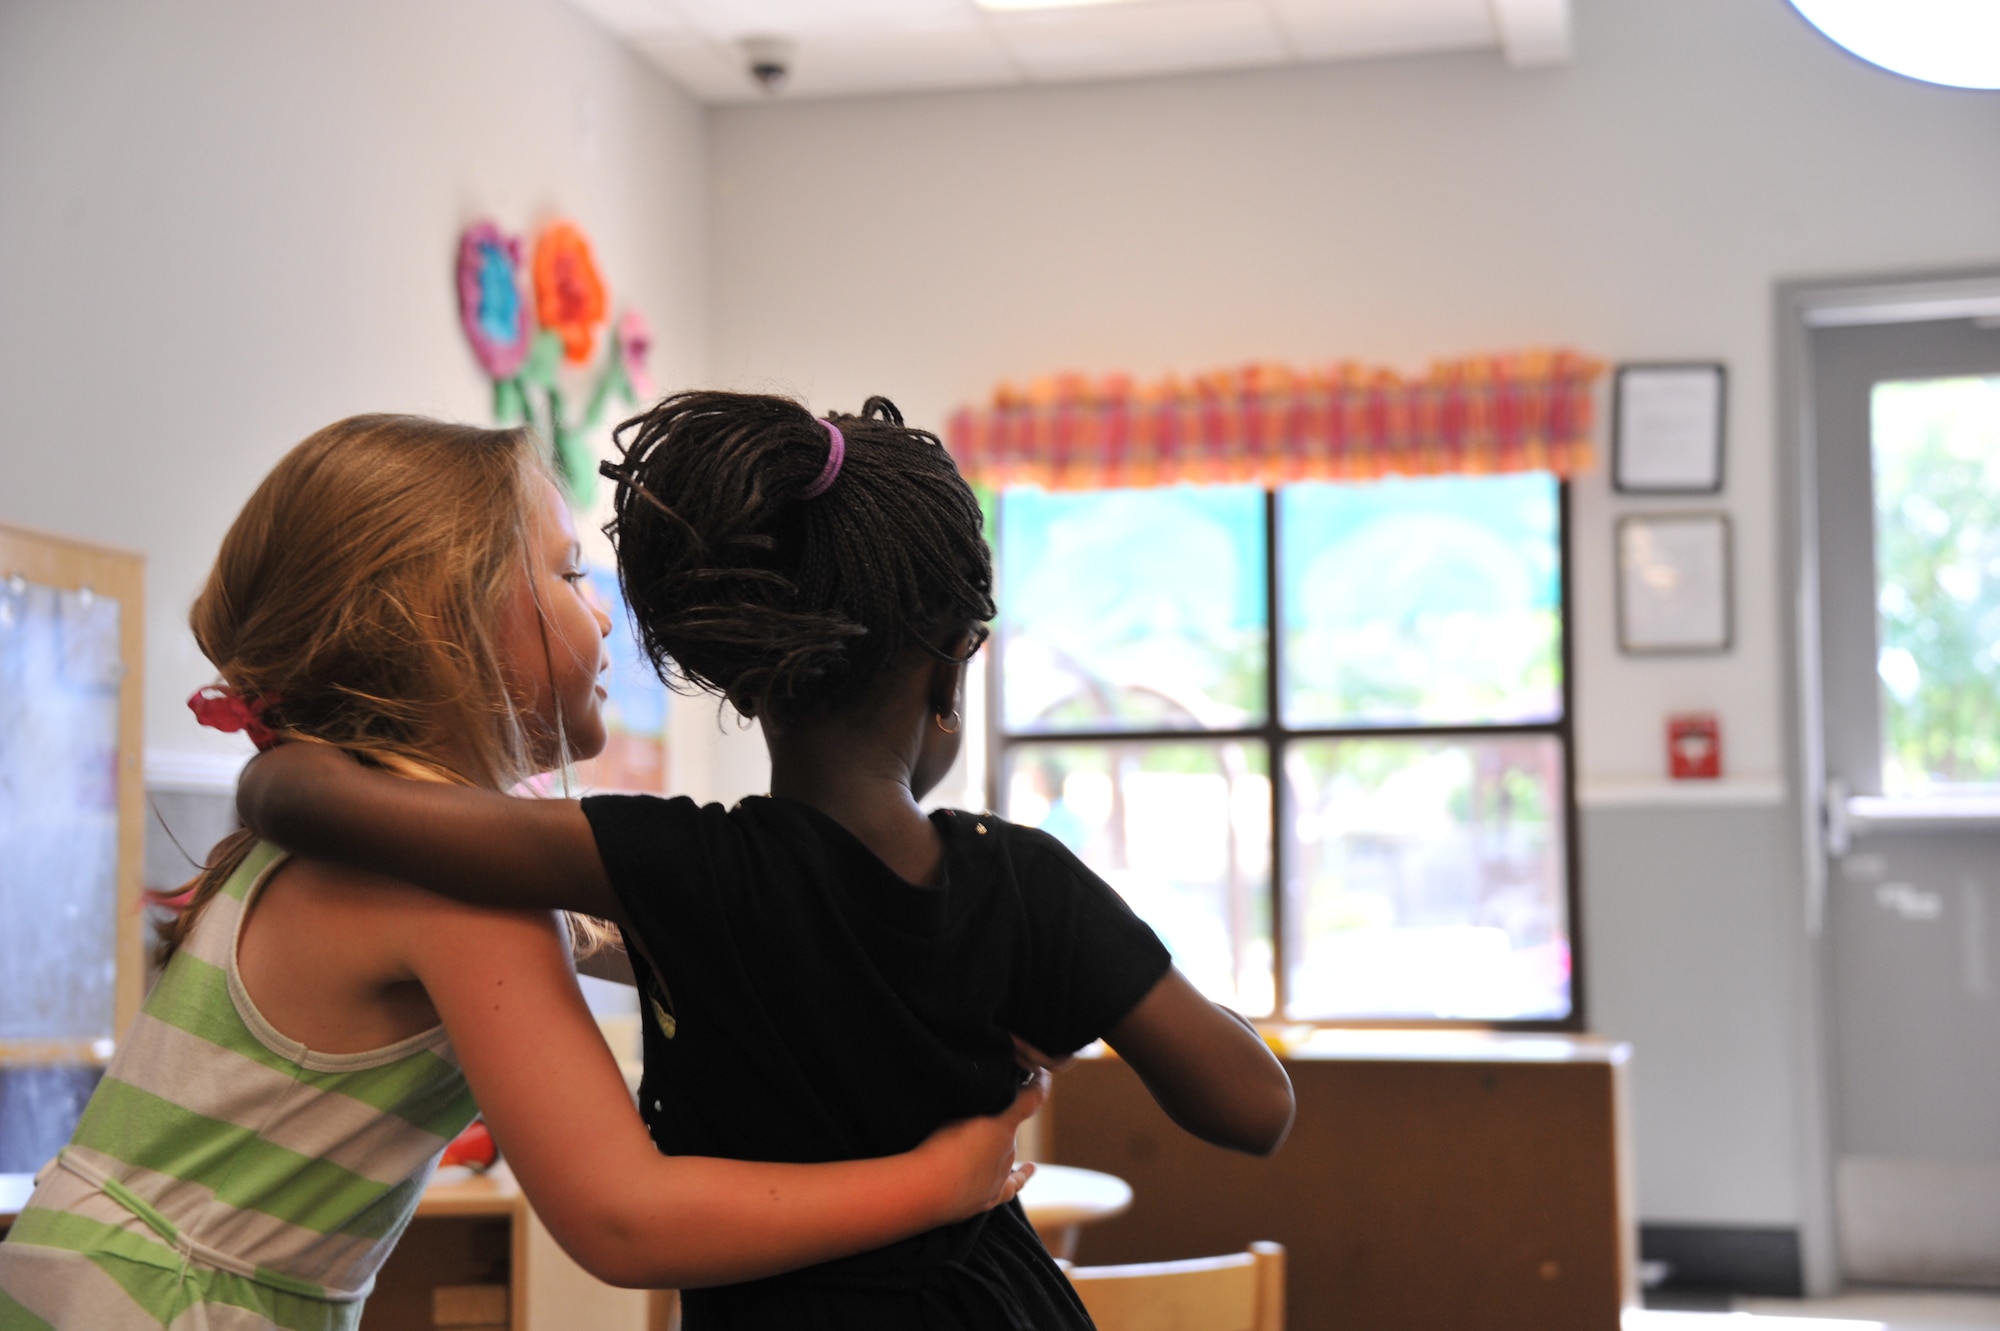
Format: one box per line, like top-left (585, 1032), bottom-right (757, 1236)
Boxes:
top-left (1580, 797), bottom-right (1807, 1294)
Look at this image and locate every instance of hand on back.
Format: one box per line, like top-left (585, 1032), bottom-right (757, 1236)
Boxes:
top-left (914, 1069), bottom-right (1048, 1221)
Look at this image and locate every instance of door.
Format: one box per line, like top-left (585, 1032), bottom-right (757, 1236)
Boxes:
top-left (1811, 314), bottom-right (2000, 1285)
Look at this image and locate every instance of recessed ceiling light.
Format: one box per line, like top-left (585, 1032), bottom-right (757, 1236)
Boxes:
top-left (1788, 0), bottom-right (2000, 90)
top-left (973, 0), bottom-right (1146, 11)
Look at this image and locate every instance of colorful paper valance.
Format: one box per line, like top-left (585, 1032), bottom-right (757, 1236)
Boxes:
top-left (946, 351), bottom-right (1604, 491)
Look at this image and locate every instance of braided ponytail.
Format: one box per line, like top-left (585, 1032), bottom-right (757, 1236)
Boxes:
top-left (602, 391), bottom-right (993, 721)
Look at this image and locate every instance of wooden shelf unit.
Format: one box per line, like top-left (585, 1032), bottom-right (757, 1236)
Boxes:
top-left (1046, 1032), bottom-right (1637, 1331)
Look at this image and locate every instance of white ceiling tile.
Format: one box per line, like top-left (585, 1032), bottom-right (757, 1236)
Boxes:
top-left (563, 0), bottom-right (1564, 102)
top-left (564, 0), bottom-right (689, 35)
top-left (974, 0), bottom-right (1150, 9)
top-left (635, 21), bottom-right (1019, 103)
top-left (748, 27), bottom-right (1021, 100)
top-left (991, 0), bottom-right (1289, 83)
top-left (1266, 0), bottom-right (1495, 62)
top-left (628, 31), bottom-right (752, 101)
top-left (670, 0), bottom-right (979, 40)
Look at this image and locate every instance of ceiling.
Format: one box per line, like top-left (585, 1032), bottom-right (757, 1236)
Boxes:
top-left (563, 0), bottom-right (1573, 104)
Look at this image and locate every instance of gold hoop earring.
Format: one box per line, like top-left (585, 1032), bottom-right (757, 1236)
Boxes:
top-left (935, 709), bottom-right (962, 735)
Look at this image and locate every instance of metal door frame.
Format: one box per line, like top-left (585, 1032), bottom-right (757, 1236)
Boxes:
top-left (1778, 268), bottom-right (2000, 1295)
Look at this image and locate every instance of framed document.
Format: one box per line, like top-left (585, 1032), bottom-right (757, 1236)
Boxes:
top-left (1617, 514), bottom-right (1732, 654)
top-left (1613, 362), bottom-right (1726, 493)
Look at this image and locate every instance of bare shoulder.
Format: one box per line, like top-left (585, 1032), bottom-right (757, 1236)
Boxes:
top-left (258, 856), bottom-right (565, 968)
top-left (236, 856), bottom-right (567, 1054)
top-left (249, 855), bottom-right (405, 935)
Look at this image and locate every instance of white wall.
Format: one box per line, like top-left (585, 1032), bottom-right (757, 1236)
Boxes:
top-left (705, 0), bottom-right (2000, 790)
top-left (699, 0), bottom-right (2000, 1234)
top-left (0, 0), bottom-right (709, 766)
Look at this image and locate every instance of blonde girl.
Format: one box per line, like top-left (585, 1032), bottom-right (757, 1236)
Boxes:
top-left (0, 416), bottom-right (1041, 1331)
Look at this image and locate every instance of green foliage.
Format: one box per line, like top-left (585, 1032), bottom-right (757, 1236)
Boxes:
top-left (1873, 377), bottom-right (2000, 791)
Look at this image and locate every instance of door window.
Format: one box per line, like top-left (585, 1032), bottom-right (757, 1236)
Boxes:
top-left (1872, 375), bottom-right (2000, 793)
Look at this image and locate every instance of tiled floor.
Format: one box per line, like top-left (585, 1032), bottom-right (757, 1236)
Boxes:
top-left (1628, 1289), bottom-right (2000, 1331)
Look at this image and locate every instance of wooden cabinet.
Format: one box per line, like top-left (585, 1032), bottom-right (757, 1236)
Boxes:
top-left (1045, 1033), bottom-right (1636, 1331)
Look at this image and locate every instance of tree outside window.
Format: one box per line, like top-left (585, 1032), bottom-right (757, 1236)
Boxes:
top-left (991, 474), bottom-right (1577, 1025)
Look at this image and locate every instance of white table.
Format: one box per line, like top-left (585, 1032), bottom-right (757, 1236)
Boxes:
top-left (1019, 1162), bottom-right (1133, 1260)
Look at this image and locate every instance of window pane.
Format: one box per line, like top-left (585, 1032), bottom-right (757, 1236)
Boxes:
top-left (1002, 740), bottom-right (1273, 1014)
top-left (1284, 735), bottom-right (1569, 1020)
top-left (998, 487), bottom-right (1266, 733)
top-left (0, 1066), bottom-right (103, 1172)
top-left (0, 579), bottom-right (120, 1044)
top-left (1873, 375), bottom-right (2000, 794)
top-left (1280, 475), bottom-right (1561, 727)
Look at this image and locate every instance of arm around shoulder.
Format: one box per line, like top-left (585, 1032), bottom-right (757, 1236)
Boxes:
top-left (237, 742), bottom-right (620, 919)
top-left (1104, 967), bottom-right (1295, 1156)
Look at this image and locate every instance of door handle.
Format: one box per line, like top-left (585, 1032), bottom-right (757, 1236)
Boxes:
top-left (1825, 776), bottom-right (1850, 858)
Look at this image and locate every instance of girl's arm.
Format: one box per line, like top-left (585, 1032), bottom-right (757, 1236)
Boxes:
top-left (1104, 968), bottom-right (1294, 1157)
top-left (393, 885), bottom-right (1043, 1288)
top-left (237, 742), bottom-right (619, 920)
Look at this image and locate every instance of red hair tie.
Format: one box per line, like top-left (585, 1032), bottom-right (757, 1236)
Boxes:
top-left (187, 686), bottom-right (282, 752)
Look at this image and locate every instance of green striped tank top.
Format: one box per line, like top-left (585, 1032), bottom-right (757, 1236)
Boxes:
top-left (0, 842), bottom-right (479, 1331)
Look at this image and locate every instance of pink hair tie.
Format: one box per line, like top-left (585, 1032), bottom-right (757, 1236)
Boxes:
top-left (801, 419), bottom-right (845, 499)
top-left (187, 685), bottom-right (283, 752)
top-left (144, 883), bottom-right (200, 913)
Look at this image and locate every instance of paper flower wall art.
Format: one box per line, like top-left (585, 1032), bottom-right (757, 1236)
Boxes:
top-left (617, 310), bottom-right (654, 401)
top-left (456, 224), bottom-right (530, 379)
top-left (533, 221), bottom-right (608, 365)
top-left (454, 217), bottom-right (654, 506)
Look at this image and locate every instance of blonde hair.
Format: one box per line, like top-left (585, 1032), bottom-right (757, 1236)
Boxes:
top-left (161, 413), bottom-right (595, 959)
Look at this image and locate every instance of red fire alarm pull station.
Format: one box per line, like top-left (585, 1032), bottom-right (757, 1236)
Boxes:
top-left (1668, 712), bottom-right (1722, 780)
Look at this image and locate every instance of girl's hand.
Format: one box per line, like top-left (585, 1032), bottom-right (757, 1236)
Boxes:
top-left (913, 1069), bottom-right (1049, 1221)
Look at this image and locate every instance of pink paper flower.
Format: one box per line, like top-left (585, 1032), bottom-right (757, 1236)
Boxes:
top-left (457, 222), bottom-right (530, 379)
top-left (618, 309), bottom-right (654, 401)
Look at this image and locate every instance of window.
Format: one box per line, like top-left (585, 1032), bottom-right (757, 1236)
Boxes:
top-left (990, 474), bottom-right (1577, 1025)
top-left (1872, 374), bottom-right (2000, 794)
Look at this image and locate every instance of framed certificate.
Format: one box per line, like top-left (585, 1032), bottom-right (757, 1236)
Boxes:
top-left (1613, 363), bottom-right (1726, 494)
top-left (1617, 513), bottom-right (1732, 654)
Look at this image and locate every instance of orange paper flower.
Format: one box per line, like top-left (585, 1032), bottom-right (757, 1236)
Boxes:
top-left (532, 221), bottom-right (608, 364)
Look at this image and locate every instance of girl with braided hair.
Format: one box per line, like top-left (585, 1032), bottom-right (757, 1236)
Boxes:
top-left (0, 413), bottom-right (1045, 1331)
top-left (235, 391), bottom-right (1295, 1331)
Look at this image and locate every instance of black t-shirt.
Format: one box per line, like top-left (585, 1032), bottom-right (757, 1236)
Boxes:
top-left (581, 794), bottom-right (1173, 1331)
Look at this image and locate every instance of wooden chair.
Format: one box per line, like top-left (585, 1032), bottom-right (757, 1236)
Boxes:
top-left (1064, 1241), bottom-right (1285, 1331)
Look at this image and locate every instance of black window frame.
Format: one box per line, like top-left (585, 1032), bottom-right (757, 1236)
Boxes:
top-left (984, 483), bottom-right (1584, 1032)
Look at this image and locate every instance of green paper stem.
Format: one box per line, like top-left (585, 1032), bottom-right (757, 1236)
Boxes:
top-left (493, 378), bottom-right (528, 425)
top-left (492, 330), bottom-right (644, 509)
top-left (520, 331), bottom-right (563, 391)
top-left (578, 339), bottom-right (633, 440)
